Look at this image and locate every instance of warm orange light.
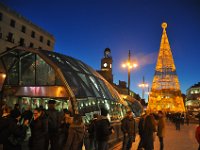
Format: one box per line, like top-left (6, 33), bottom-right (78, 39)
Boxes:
top-left (121, 62), bottom-right (138, 69)
top-left (2, 74), bottom-right (6, 78)
top-left (0, 72), bottom-right (6, 78)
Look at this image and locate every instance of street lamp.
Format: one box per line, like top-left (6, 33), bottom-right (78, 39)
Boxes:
top-left (138, 76), bottom-right (148, 99)
top-left (122, 50), bottom-right (138, 95)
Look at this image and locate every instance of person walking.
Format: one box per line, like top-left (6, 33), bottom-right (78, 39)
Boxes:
top-left (29, 108), bottom-right (48, 150)
top-left (157, 111), bottom-right (166, 150)
top-left (95, 108), bottom-right (114, 150)
top-left (175, 113), bottom-right (181, 130)
top-left (186, 113), bottom-right (190, 126)
top-left (143, 114), bottom-right (157, 150)
top-left (63, 114), bottom-right (85, 150)
top-left (121, 111), bottom-right (136, 150)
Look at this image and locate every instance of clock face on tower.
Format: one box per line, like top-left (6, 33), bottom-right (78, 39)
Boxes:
top-left (103, 63), bottom-right (108, 67)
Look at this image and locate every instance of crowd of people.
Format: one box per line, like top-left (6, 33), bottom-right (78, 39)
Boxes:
top-left (0, 100), bottom-right (116, 150)
top-left (121, 111), bottom-right (166, 150)
top-left (4, 100), bottom-right (195, 150)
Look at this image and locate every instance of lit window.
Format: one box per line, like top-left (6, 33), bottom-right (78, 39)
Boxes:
top-left (191, 91), bottom-right (194, 94)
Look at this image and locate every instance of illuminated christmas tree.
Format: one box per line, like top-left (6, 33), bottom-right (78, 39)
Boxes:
top-left (147, 22), bottom-right (185, 113)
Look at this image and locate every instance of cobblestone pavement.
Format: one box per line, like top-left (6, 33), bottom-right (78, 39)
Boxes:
top-left (111, 121), bottom-right (199, 150)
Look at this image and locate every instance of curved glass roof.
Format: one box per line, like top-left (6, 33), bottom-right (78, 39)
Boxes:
top-left (0, 47), bottom-right (121, 102)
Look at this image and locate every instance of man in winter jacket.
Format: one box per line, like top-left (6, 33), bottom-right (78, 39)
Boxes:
top-left (95, 108), bottom-right (113, 150)
top-left (121, 111), bottom-right (136, 150)
top-left (46, 100), bottom-right (61, 150)
top-left (88, 113), bottom-right (99, 150)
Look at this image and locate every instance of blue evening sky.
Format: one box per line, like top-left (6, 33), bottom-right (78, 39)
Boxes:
top-left (1, 0), bottom-right (200, 101)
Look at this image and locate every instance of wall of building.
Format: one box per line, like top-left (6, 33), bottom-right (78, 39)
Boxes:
top-left (0, 3), bottom-right (55, 53)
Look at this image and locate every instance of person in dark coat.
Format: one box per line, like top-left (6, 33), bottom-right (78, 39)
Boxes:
top-left (121, 111), bottom-right (136, 150)
top-left (46, 100), bottom-right (61, 150)
top-left (137, 113), bottom-right (147, 150)
top-left (157, 111), bottom-right (166, 150)
top-left (143, 115), bottom-right (156, 150)
top-left (95, 108), bottom-right (113, 150)
top-left (0, 105), bottom-right (28, 150)
top-left (63, 114), bottom-right (85, 150)
top-left (21, 105), bottom-right (33, 122)
top-left (57, 110), bottom-right (72, 150)
top-left (88, 113), bottom-right (99, 150)
top-left (29, 108), bottom-right (48, 150)
top-left (11, 103), bottom-right (21, 118)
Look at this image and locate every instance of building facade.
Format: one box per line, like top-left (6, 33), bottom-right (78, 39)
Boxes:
top-left (0, 3), bottom-right (55, 53)
top-left (186, 82), bottom-right (200, 112)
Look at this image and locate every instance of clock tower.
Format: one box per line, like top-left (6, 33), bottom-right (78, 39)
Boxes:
top-left (97, 48), bottom-right (113, 83)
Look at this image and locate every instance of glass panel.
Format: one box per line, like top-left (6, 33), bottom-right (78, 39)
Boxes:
top-left (98, 79), bottom-right (112, 99)
top-left (88, 76), bottom-right (101, 97)
top-left (64, 57), bottom-right (80, 72)
top-left (77, 61), bottom-right (90, 74)
top-left (6, 61), bottom-right (19, 85)
top-left (63, 71), bottom-right (86, 97)
top-left (89, 76), bottom-right (100, 91)
top-left (21, 53), bottom-right (35, 85)
top-left (2, 53), bottom-right (17, 71)
top-left (97, 79), bottom-right (110, 99)
top-left (36, 55), bottom-right (56, 85)
top-left (77, 73), bottom-right (93, 97)
top-left (104, 81), bottom-right (120, 101)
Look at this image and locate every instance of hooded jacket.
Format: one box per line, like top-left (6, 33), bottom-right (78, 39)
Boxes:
top-left (63, 123), bottom-right (85, 150)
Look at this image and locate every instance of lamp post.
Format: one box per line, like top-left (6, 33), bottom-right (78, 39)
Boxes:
top-left (138, 76), bottom-right (148, 99)
top-left (122, 50), bottom-right (138, 95)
